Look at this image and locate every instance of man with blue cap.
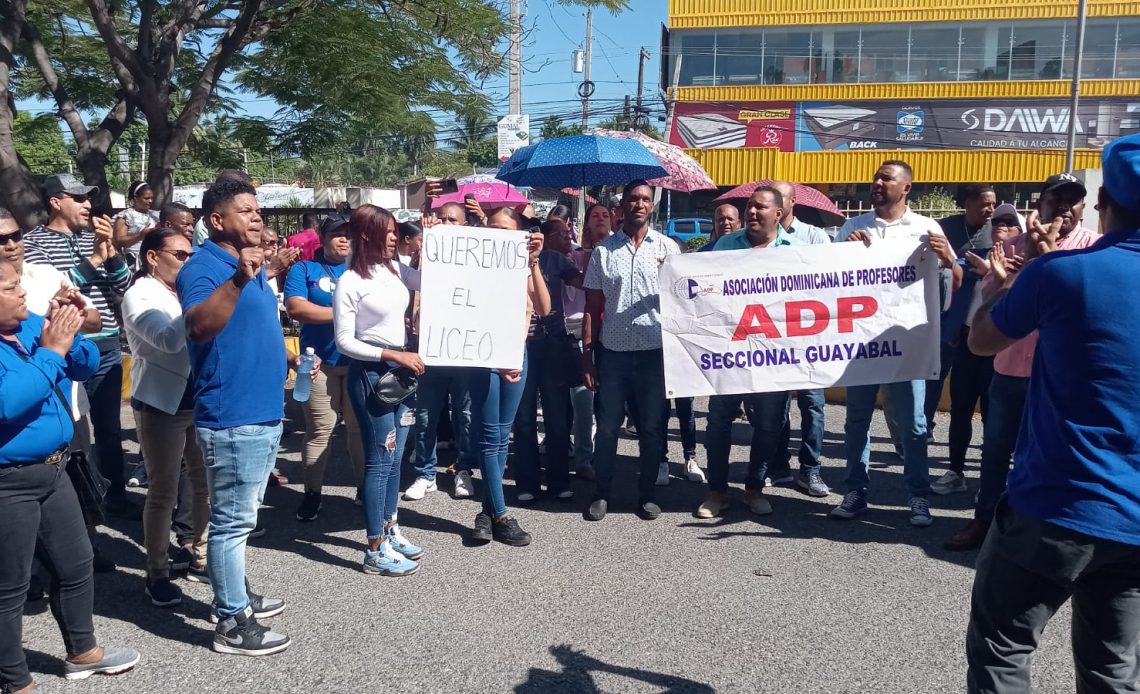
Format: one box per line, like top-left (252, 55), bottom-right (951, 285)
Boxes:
top-left (964, 134), bottom-right (1140, 692)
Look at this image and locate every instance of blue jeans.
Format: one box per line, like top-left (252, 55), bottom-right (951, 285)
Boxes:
top-left (413, 366), bottom-right (475, 480)
top-left (83, 346), bottom-right (125, 498)
top-left (844, 380), bottom-right (930, 497)
top-left (705, 391), bottom-right (791, 493)
top-left (514, 336), bottom-right (572, 496)
top-left (774, 388), bottom-right (825, 475)
top-left (197, 422), bottom-right (282, 618)
top-left (346, 360), bottom-right (414, 540)
top-left (469, 359), bottom-right (528, 517)
top-left (974, 373), bottom-right (1029, 523)
top-left (592, 346), bottom-right (667, 503)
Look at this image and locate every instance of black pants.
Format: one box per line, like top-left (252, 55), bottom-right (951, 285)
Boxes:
top-left (84, 349), bottom-right (126, 499)
top-left (967, 498), bottom-right (1140, 693)
top-left (0, 462), bottom-right (97, 691)
top-left (513, 335), bottom-right (573, 496)
top-left (948, 329), bottom-right (994, 473)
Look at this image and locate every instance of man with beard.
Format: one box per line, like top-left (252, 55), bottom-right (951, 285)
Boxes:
top-left (23, 175), bottom-right (136, 520)
top-left (831, 160), bottom-right (961, 527)
top-left (582, 181), bottom-right (677, 521)
top-left (944, 173), bottom-right (1101, 551)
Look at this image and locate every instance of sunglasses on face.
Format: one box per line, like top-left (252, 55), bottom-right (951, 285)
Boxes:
top-left (0, 230), bottom-right (23, 245)
top-left (992, 219), bottom-right (1019, 228)
top-left (61, 194), bottom-right (89, 204)
top-left (161, 249), bottom-right (194, 262)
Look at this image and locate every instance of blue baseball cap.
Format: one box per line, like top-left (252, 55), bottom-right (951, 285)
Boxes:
top-left (1102, 132), bottom-right (1140, 212)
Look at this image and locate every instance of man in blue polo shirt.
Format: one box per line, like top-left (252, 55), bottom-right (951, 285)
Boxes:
top-left (695, 186), bottom-right (804, 520)
top-left (964, 134), bottom-right (1140, 691)
top-left (178, 177), bottom-right (306, 657)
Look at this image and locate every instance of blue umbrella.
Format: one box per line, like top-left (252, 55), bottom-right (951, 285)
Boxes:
top-left (496, 134), bottom-right (668, 188)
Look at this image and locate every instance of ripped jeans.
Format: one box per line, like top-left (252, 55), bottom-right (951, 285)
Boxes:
top-left (346, 359), bottom-right (414, 541)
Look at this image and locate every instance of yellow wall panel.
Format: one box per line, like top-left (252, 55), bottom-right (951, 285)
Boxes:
top-left (669, 0), bottom-right (1140, 29)
top-left (684, 148), bottom-right (1103, 186)
top-left (676, 79), bottom-right (1140, 103)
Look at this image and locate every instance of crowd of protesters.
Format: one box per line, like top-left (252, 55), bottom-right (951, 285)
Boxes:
top-left (1, 131), bottom-right (1139, 693)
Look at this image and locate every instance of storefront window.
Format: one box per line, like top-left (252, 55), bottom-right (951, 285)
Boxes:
top-left (909, 24), bottom-right (963, 82)
top-left (716, 29), bottom-right (763, 85)
top-left (858, 26), bottom-right (910, 83)
top-left (762, 30), bottom-right (819, 84)
top-left (1117, 17), bottom-right (1140, 78)
top-left (677, 32), bottom-right (715, 86)
top-left (958, 26), bottom-right (990, 80)
top-left (830, 29), bottom-right (865, 83)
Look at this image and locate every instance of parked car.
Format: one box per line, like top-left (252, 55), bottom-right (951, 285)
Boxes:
top-left (666, 218), bottom-right (713, 247)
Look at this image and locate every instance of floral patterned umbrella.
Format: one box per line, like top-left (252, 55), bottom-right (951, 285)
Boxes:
top-left (592, 128), bottom-right (716, 193)
top-left (715, 179), bottom-right (846, 228)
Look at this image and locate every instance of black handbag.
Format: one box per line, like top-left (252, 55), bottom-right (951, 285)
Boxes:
top-left (367, 364), bottom-right (419, 406)
top-left (66, 450), bottom-right (108, 527)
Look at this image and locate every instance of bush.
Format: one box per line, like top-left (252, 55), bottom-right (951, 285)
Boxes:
top-left (687, 236), bottom-right (709, 252)
top-left (912, 187), bottom-right (958, 220)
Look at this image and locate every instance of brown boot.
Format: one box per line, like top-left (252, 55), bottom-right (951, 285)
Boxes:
top-left (10, 681), bottom-right (39, 693)
top-left (944, 519), bottom-right (989, 551)
top-left (695, 491), bottom-right (730, 519)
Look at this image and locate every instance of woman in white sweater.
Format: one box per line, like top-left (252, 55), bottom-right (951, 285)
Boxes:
top-left (121, 227), bottom-right (208, 607)
top-left (333, 205), bottom-right (426, 577)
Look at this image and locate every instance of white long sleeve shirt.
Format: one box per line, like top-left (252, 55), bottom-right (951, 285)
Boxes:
top-left (333, 261), bottom-right (420, 361)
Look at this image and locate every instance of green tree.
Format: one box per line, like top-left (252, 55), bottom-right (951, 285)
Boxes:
top-left (466, 137), bottom-right (499, 168)
top-left (540, 115), bottom-right (581, 141)
top-left (596, 114), bottom-right (664, 141)
top-left (420, 148), bottom-right (473, 179)
top-left (11, 112), bottom-right (71, 173)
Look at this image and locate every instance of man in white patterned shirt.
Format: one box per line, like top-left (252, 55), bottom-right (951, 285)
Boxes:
top-left (581, 181), bottom-right (677, 522)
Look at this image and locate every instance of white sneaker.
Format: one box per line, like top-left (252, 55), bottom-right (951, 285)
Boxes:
top-left (684, 458), bottom-right (706, 483)
top-left (403, 477), bottom-right (437, 501)
top-left (655, 462), bottom-right (670, 486)
top-left (930, 470), bottom-right (967, 496)
top-left (453, 470), bottom-right (474, 499)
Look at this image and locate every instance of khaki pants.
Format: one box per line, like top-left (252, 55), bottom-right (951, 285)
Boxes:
top-left (137, 407), bottom-right (208, 578)
top-left (303, 363), bottom-right (364, 493)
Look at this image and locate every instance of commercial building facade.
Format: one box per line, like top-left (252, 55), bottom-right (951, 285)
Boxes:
top-left (663, 0), bottom-right (1140, 205)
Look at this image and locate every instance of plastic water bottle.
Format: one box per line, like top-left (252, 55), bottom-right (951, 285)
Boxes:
top-left (293, 348), bottom-right (315, 402)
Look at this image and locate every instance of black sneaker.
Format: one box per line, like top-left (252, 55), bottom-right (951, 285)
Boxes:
top-left (209, 590), bottom-right (286, 624)
top-left (92, 550), bottom-right (116, 574)
top-left (492, 516), bottom-right (532, 546)
top-left (212, 606), bottom-right (291, 656)
top-left (169, 545), bottom-right (194, 572)
top-left (145, 577), bottom-right (183, 607)
top-left (249, 522), bottom-right (267, 540)
top-left (295, 490), bottom-right (321, 522)
top-left (472, 512), bottom-right (493, 542)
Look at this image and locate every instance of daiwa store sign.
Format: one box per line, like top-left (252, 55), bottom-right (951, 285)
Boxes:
top-left (795, 97), bottom-right (1140, 151)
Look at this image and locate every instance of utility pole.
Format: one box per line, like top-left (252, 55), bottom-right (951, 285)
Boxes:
top-left (577, 8), bottom-right (594, 227)
top-left (635, 47), bottom-right (651, 128)
top-left (509, 0), bottom-right (522, 115)
top-left (622, 95), bottom-right (632, 130)
top-left (1064, 0), bottom-right (1088, 172)
top-left (660, 55), bottom-right (684, 221)
top-left (580, 8), bottom-right (593, 132)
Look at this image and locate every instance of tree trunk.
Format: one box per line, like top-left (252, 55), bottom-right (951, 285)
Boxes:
top-left (146, 123), bottom-right (181, 208)
top-left (0, 2), bottom-right (46, 227)
top-left (74, 147), bottom-right (116, 215)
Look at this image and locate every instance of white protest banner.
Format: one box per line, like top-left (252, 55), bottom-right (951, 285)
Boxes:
top-left (418, 224), bottom-right (530, 370)
top-left (660, 238), bottom-right (941, 398)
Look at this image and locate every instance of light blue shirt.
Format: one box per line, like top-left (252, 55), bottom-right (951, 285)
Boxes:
top-left (583, 228), bottom-right (678, 352)
top-left (785, 219), bottom-right (832, 245)
top-left (711, 226), bottom-right (805, 251)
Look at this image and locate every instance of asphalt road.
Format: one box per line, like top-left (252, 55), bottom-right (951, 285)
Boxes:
top-left (20, 400), bottom-right (1077, 693)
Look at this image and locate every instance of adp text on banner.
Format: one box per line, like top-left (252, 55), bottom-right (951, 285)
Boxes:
top-left (660, 239), bottom-right (942, 398)
top-left (418, 224), bottom-right (531, 370)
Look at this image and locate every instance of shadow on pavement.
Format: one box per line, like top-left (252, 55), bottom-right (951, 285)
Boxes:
top-left (515, 644), bottom-right (713, 693)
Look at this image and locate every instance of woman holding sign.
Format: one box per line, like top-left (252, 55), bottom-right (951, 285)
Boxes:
top-left (467, 206), bottom-right (551, 547)
top-left (333, 205), bottom-right (426, 577)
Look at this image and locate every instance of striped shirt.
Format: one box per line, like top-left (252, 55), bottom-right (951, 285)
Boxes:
top-left (23, 225), bottom-right (131, 343)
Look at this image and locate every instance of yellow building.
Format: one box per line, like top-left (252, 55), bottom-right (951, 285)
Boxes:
top-left (663, 0), bottom-right (1140, 195)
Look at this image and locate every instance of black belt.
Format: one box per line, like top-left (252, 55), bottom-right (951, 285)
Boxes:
top-left (3, 446), bottom-right (68, 468)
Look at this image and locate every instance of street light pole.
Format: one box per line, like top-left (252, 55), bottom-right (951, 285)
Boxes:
top-left (1064, 0), bottom-right (1089, 173)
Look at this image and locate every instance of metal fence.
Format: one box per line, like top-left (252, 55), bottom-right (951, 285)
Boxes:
top-left (259, 208), bottom-right (337, 238)
top-left (833, 202), bottom-right (1037, 221)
